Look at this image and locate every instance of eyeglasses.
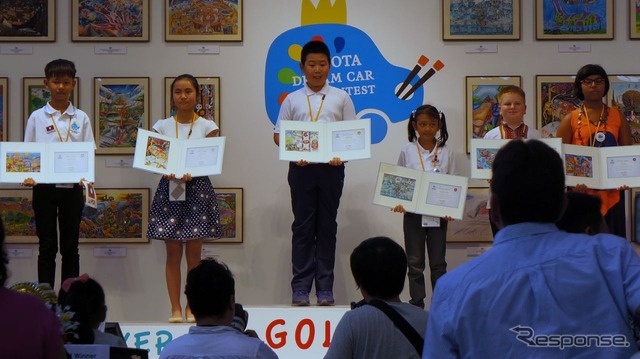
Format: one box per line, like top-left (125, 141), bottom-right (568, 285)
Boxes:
top-left (581, 78), bottom-right (605, 86)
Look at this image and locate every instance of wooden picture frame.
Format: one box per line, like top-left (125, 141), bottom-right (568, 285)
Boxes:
top-left (164, 0), bottom-right (242, 42)
top-left (164, 77), bottom-right (220, 133)
top-left (0, 78), bottom-right (7, 141)
top-left (608, 74), bottom-right (640, 145)
top-left (94, 77), bottom-right (149, 155)
top-left (465, 75), bottom-right (521, 153)
top-left (633, 187), bottom-right (640, 243)
top-left (79, 188), bottom-right (149, 243)
top-left (442, 0), bottom-right (520, 41)
top-left (0, 188), bottom-right (38, 244)
top-left (446, 187), bottom-right (492, 242)
top-left (0, 0), bottom-right (56, 42)
top-left (536, 0), bottom-right (614, 40)
top-left (23, 77), bottom-right (80, 137)
top-left (207, 187), bottom-right (243, 243)
top-left (536, 75), bottom-right (580, 138)
top-left (631, 1), bottom-right (640, 39)
top-left (71, 0), bottom-right (150, 42)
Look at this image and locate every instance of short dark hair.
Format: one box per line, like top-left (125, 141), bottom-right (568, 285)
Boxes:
top-left (556, 192), bottom-right (604, 234)
top-left (185, 259), bottom-right (235, 319)
top-left (573, 64), bottom-right (609, 101)
top-left (301, 40), bottom-right (330, 65)
top-left (350, 236), bottom-right (407, 300)
top-left (44, 59), bottom-right (76, 79)
top-left (491, 139), bottom-right (565, 225)
top-left (0, 218), bottom-right (8, 287)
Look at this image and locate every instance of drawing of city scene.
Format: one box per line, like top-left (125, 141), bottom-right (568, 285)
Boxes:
top-left (565, 154), bottom-right (594, 178)
top-left (5, 152), bottom-right (41, 173)
top-left (380, 173), bottom-right (416, 201)
top-left (76, 0), bottom-right (145, 38)
top-left (539, 81), bottom-right (580, 138)
top-left (610, 81), bottom-right (640, 144)
top-left (541, 0), bottom-right (608, 36)
top-left (80, 191), bottom-right (144, 240)
top-left (284, 130), bottom-right (319, 152)
top-left (98, 84), bottom-right (145, 149)
top-left (168, 0), bottom-right (240, 36)
top-left (0, 196), bottom-right (36, 237)
top-left (476, 148), bottom-right (498, 169)
top-left (216, 192), bottom-right (238, 239)
top-left (0, 0), bottom-right (50, 37)
top-left (471, 85), bottom-right (502, 139)
top-left (448, 0), bottom-right (514, 36)
top-left (144, 137), bottom-right (170, 169)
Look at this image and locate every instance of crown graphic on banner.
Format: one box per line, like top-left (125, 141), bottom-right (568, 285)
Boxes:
top-left (301, 0), bottom-right (347, 25)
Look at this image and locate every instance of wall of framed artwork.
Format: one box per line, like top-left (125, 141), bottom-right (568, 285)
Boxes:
top-left (71, 0), bottom-right (150, 42)
top-left (0, 77), bottom-right (7, 141)
top-left (535, 75), bottom-right (580, 138)
top-left (465, 76), bottom-right (521, 153)
top-left (94, 77), bottom-right (149, 155)
top-left (164, 0), bottom-right (242, 42)
top-left (22, 77), bottom-right (80, 137)
top-left (208, 187), bottom-right (243, 244)
top-left (608, 75), bottom-right (640, 145)
top-left (164, 76), bottom-right (221, 133)
top-left (536, 0), bottom-right (614, 40)
top-left (631, 1), bottom-right (640, 39)
top-left (442, 0), bottom-right (520, 41)
top-left (0, 188), bottom-right (37, 244)
top-left (0, 0), bottom-right (56, 42)
top-left (446, 187), bottom-right (492, 242)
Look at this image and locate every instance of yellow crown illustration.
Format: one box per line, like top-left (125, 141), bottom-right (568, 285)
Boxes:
top-left (301, 0), bottom-right (347, 25)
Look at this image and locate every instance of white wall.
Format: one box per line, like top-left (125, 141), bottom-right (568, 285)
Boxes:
top-left (2, 0), bottom-right (639, 322)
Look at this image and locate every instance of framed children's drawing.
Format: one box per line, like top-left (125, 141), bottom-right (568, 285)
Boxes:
top-left (536, 75), bottom-right (580, 138)
top-left (94, 77), bottom-right (149, 155)
top-left (608, 75), bottom-right (640, 144)
top-left (0, 78), bottom-right (7, 141)
top-left (446, 187), bottom-right (492, 242)
top-left (22, 77), bottom-right (80, 136)
top-left (207, 187), bottom-right (243, 243)
top-left (0, 0), bottom-right (56, 42)
top-left (535, 0), bottom-right (613, 40)
top-left (442, 0), bottom-right (520, 41)
top-left (71, 0), bottom-right (150, 42)
top-left (164, 0), bottom-right (243, 42)
top-left (79, 188), bottom-right (149, 243)
top-left (465, 76), bottom-right (521, 153)
top-left (164, 77), bottom-right (220, 133)
top-left (0, 189), bottom-right (37, 244)
top-left (631, 1), bottom-right (640, 39)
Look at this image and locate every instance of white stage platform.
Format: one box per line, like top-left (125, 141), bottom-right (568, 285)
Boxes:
top-left (120, 306), bottom-right (350, 359)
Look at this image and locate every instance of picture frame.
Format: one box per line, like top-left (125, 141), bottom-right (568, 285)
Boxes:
top-left (465, 76), bottom-right (521, 153)
top-left (23, 77), bottom-right (80, 136)
top-left (0, 0), bottom-right (56, 42)
top-left (71, 0), bottom-right (150, 42)
top-left (608, 74), bottom-right (640, 144)
top-left (94, 77), bottom-right (149, 155)
top-left (209, 187), bottom-right (243, 244)
top-left (79, 188), bottom-right (150, 243)
top-left (535, 0), bottom-right (613, 40)
top-left (632, 187), bottom-right (640, 243)
top-left (442, 0), bottom-right (520, 41)
top-left (631, 1), bottom-right (640, 39)
top-left (536, 75), bottom-right (580, 138)
top-left (164, 77), bottom-right (220, 132)
top-left (0, 77), bottom-right (7, 141)
top-left (446, 187), bottom-right (492, 242)
top-left (0, 188), bottom-right (38, 244)
top-left (164, 0), bottom-right (243, 42)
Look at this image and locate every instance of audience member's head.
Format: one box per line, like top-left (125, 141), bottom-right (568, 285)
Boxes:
top-left (490, 139), bottom-right (565, 228)
top-left (185, 259), bottom-right (235, 323)
top-left (350, 236), bottom-right (407, 301)
top-left (556, 191), bottom-right (607, 235)
top-left (58, 274), bottom-right (107, 344)
top-left (0, 218), bottom-right (8, 288)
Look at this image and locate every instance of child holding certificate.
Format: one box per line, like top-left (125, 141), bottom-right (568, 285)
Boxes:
top-left (556, 64), bottom-right (632, 237)
top-left (22, 59), bottom-right (95, 288)
top-left (392, 104), bottom-right (455, 309)
top-left (147, 74), bottom-right (222, 323)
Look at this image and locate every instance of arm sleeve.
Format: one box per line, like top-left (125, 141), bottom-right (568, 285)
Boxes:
top-left (24, 115), bottom-right (36, 142)
top-left (342, 95), bottom-right (356, 121)
top-left (324, 314), bottom-right (354, 359)
top-left (423, 290), bottom-right (458, 358)
top-left (397, 149), bottom-right (407, 167)
top-left (274, 96), bottom-right (293, 134)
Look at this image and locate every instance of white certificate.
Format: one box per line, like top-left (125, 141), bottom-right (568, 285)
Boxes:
top-left (470, 138), bottom-right (562, 179)
top-left (279, 119), bottom-right (371, 162)
top-left (563, 144), bottom-right (640, 189)
top-left (0, 142), bottom-right (95, 183)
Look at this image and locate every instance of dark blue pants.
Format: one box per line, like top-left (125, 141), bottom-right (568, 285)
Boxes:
top-left (288, 162), bottom-right (344, 293)
top-left (33, 184), bottom-right (84, 287)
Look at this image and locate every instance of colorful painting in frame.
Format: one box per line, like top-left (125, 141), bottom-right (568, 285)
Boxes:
top-left (0, 78), bottom-right (7, 141)
top-left (0, 189), bottom-right (37, 244)
top-left (204, 187), bottom-right (243, 243)
top-left (608, 75), bottom-right (640, 145)
top-left (0, 0), bottom-right (56, 42)
top-left (442, 0), bottom-right (520, 41)
top-left (446, 187), bottom-right (492, 242)
top-left (631, 1), bottom-right (640, 39)
top-left (71, 0), bottom-right (150, 42)
top-left (22, 77), bottom-right (79, 137)
top-left (536, 0), bottom-right (613, 40)
top-left (165, 0), bottom-right (242, 42)
top-left (79, 188), bottom-right (149, 243)
top-left (94, 77), bottom-right (149, 155)
top-left (164, 77), bottom-right (221, 133)
top-left (536, 75), bottom-right (580, 138)
top-left (465, 76), bottom-right (521, 153)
